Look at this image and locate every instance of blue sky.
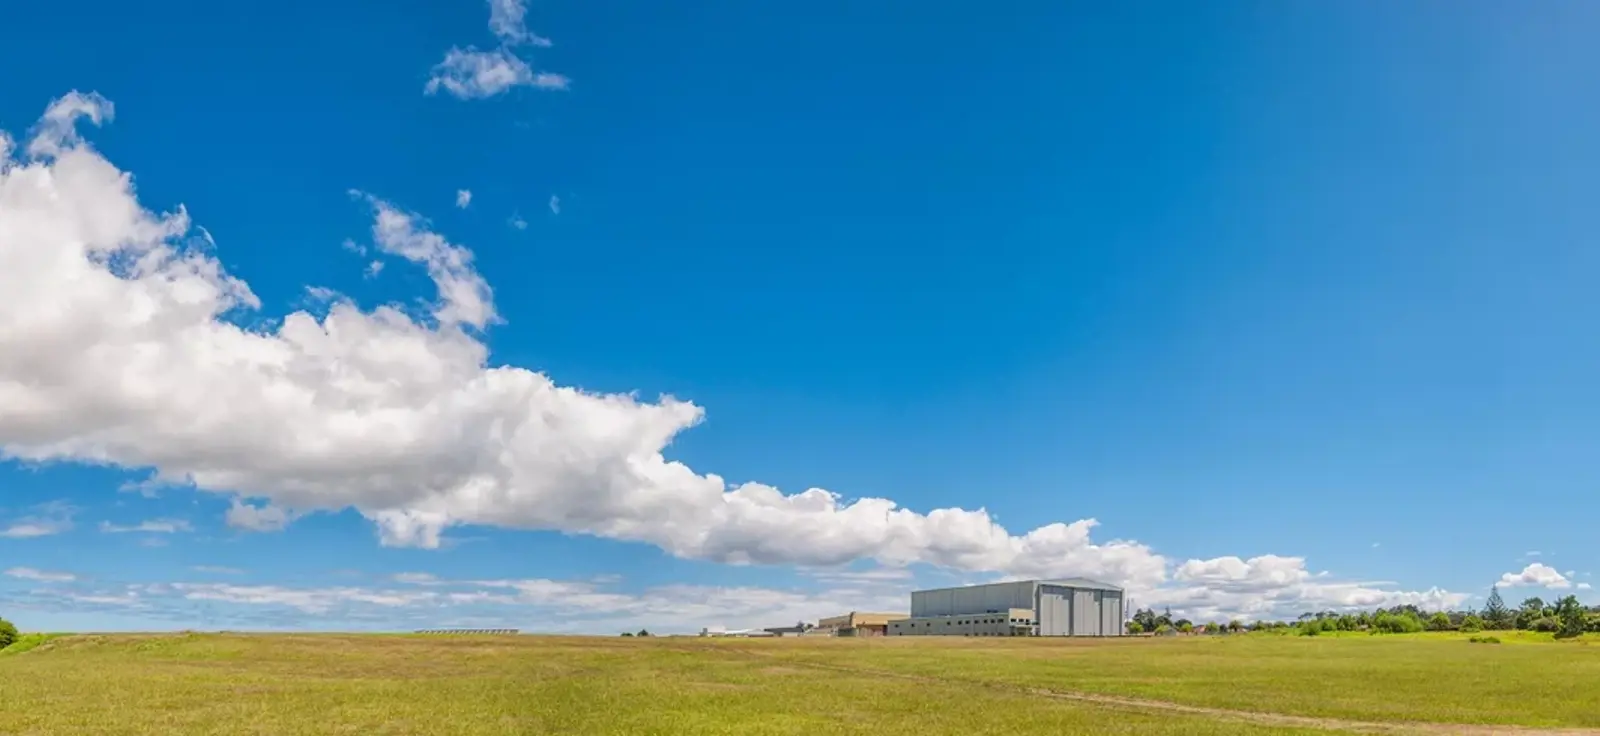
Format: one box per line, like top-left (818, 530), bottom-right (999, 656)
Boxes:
top-left (1, 1), bottom-right (1596, 634)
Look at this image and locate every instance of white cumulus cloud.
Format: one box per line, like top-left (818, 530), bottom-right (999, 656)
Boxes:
top-left (1498, 563), bottom-right (1571, 590)
top-left (0, 93), bottom-right (1462, 623)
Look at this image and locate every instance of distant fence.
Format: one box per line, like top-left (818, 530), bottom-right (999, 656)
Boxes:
top-left (414, 629), bottom-right (520, 635)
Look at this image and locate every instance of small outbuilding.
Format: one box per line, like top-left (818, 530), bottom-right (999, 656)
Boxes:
top-left (816, 611), bottom-right (905, 637)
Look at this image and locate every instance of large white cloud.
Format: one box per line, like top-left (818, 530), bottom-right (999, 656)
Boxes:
top-left (1498, 563), bottom-right (1571, 590)
top-left (0, 94), bottom-right (1464, 621)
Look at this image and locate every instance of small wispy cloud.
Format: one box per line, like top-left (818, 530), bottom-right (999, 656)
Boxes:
top-left (1525, 551), bottom-right (1542, 557)
top-left (365, 260), bottom-right (385, 279)
top-left (1371, 542), bottom-right (1381, 549)
top-left (303, 286), bottom-right (339, 304)
top-left (0, 501), bottom-right (76, 538)
top-left (1579, 583), bottom-right (1593, 591)
top-left (488, 0), bottom-right (551, 47)
top-left (548, 195), bottom-right (560, 215)
top-left (455, 189), bottom-right (472, 209)
top-left (192, 566), bottom-right (245, 575)
top-left (393, 572), bottom-right (443, 586)
top-left (225, 500), bottom-right (293, 532)
top-left (4, 566), bottom-right (76, 583)
top-left (426, 48), bottom-right (567, 99)
top-left (531, 72), bottom-right (570, 90)
top-left (802, 567), bottom-right (914, 585)
top-left (508, 214), bottom-right (528, 230)
top-left (101, 518), bottom-right (193, 534)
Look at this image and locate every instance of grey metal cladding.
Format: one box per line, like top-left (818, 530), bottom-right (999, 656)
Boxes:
top-left (1071, 588), bottom-right (1096, 636)
top-left (1100, 591), bottom-right (1123, 636)
top-left (1037, 584), bottom-right (1071, 636)
top-left (1040, 577), bottom-right (1124, 593)
top-left (913, 581), bottom-right (1036, 617)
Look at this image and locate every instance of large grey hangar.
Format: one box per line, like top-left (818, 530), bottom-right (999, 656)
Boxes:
top-left (888, 579), bottom-right (1124, 637)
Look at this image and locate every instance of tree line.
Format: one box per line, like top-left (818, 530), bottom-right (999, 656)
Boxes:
top-left (1127, 587), bottom-right (1598, 638)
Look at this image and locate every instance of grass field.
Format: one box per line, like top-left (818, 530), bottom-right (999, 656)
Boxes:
top-left (1, 632), bottom-right (1596, 735)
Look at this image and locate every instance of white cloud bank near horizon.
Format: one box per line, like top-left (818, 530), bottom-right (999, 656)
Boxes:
top-left (0, 92), bottom-right (1469, 623)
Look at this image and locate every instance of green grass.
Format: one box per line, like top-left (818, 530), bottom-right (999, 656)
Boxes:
top-left (0, 632), bottom-right (1595, 734)
top-left (743, 633), bottom-right (1600, 728)
top-left (0, 632), bottom-right (67, 656)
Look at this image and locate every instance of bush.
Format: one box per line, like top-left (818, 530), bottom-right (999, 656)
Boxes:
top-left (1126, 621), bottom-right (1145, 634)
top-left (1460, 615), bottom-right (1484, 633)
top-left (1530, 616), bottom-right (1560, 633)
top-left (1468, 635), bottom-right (1501, 644)
top-left (0, 618), bottom-right (17, 650)
top-left (1371, 611), bottom-right (1424, 634)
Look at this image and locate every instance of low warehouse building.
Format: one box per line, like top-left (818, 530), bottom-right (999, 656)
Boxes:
top-left (890, 579), bottom-right (1125, 637)
top-left (816, 611), bottom-right (904, 637)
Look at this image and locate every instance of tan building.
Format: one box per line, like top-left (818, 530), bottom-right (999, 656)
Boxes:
top-left (817, 611), bottom-right (904, 637)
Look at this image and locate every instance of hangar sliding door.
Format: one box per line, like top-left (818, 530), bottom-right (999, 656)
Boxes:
top-left (1037, 586), bottom-right (1072, 636)
top-left (1073, 589), bottom-right (1100, 636)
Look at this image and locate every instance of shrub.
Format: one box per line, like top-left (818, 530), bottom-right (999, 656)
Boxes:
top-left (1530, 616), bottom-right (1560, 633)
top-left (1460, 615), bottom-right (1484, 633)
top-left (1371, 611), bottom-right (1424, 634)
top-left (1468, 635), bottom-right (1501, 644)
top-left (0, 618), bottom-right (17, 650)
top-left (1126, 621), bottom-right (1145, 634)
top-left (1155, 623), bottom-right (1174, 636)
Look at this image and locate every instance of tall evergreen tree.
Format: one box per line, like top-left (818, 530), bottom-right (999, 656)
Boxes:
top-left (1481, 586), bottom-right (1511, 630)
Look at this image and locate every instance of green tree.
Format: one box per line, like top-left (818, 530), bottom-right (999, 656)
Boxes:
top-left (1126, 621), bottom-right (1145, 634)
top-left (0, 617), bottom-right (17, 649)
top-left (636, 629), bottom-right (651, 638)
top-left (1553, 595), bottom-right (1585, 639)
top-left (1426, 612), bottom-right (1452, 631)
top-left (1227, 619), bottom-right (1244, 633)
top-left (1131, 608), bottom-right (1158, 632)
top-left (1517, 598), bottom-right (1547, 630)
top-left (1460, 614), bottom-right (1484, 633)
top-left (1481, 587), bottom-right (1512, 630)
top-left (1177, 621), bottom-right (1193, 634)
